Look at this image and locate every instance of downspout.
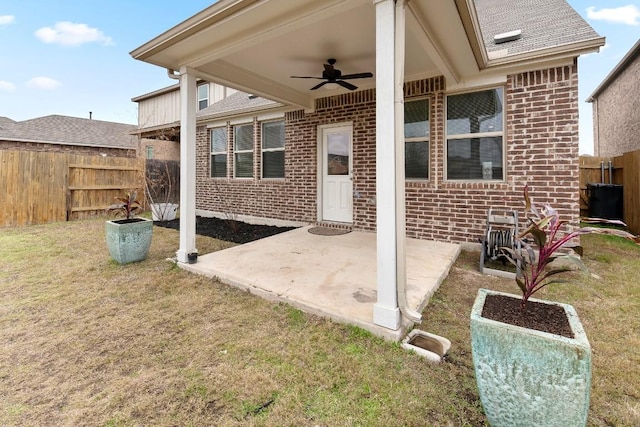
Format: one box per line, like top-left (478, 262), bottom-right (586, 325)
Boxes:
top-left (167, 68), bottom-right (180, 80)
top-left (395, 0), bottom-right (422, 323)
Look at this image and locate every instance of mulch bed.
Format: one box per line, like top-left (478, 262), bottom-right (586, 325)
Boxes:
top-left (481, 294), bottom-right (574, 338)
top-left (154, 216), bottom-right (296, 244)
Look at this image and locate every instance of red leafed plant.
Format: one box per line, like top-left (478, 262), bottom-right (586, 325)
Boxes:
top-left (107, 191), bottom-right (142, 220)
top-left (503, 185), bottom-right (636, 309)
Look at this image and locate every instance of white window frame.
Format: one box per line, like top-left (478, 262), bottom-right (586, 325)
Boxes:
top-left (261, 120), bottom-right (285, 179)
top-left (233, 123), bottom-right (254, 179)
top-left (404, 97), bottom-right (430, 180)
top-left (145, 145), bottom-right (154, 159)
top-left (210, 127), bottom-right (227, 178)
top-left (445, 86), bottom-right (505, 182)
top-left (197, 84), bottom-right (209, 111)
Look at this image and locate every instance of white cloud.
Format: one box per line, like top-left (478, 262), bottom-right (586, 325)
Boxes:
top-left (34, 21), bottom-right (113, 46)
top-left (0, 15), bottom-right (15, 25)
top-left (0, 80), bottom-right (16, 91)
top-left (587, 5), bottom-right (640, 26)
top-left (26, 77), bottom-right (62, 90)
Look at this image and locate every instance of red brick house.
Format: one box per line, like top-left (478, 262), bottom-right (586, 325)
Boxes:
top-left (587, 40), bottom-right (640, 157)
top-left (0, 115), bottom-right (137, 157)
top-left (132, 0), bottom-right (604, 332)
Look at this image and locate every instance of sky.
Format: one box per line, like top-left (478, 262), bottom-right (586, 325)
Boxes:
top-left (0, 1), bottom-right (639, 155)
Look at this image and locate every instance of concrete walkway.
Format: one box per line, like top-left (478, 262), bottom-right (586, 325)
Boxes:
top-left (179, 226), bottom-right (460, 340)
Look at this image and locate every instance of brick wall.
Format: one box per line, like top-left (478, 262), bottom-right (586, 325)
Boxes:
top-left (140, 137), bottom-right (180, 160)
top-left (592, 55), bottom-right (640, 156)
top-left (195, 62), bottom-right (580, 243)
top-left (0, 140), bottom-right (136, 157)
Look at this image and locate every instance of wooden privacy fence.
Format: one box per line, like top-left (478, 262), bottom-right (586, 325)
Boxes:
top-left (580, 149), bottom-right (640, 235)
top-left (0, 150), bottom-right (144, 228)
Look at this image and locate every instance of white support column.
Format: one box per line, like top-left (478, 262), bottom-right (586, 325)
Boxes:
top-left (176, 69), bottom-right (198, 263)
top-left (373, 0), bottom-right (401, 330)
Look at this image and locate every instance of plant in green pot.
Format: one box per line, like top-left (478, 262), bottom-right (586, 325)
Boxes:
top-left (471, 185), bottom-right (636, 427)
top-left (105, 191), bottom-right (153, 264)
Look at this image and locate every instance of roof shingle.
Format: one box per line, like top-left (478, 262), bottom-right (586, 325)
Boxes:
top-left (0, 115), bottom-right (137, 149)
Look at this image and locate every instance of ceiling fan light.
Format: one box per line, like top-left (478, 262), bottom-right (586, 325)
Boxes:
top-left (324, 82), bottom-right (339, 90)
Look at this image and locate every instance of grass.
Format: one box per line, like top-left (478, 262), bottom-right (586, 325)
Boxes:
top-left (0, 219), bottom-right (639, 426)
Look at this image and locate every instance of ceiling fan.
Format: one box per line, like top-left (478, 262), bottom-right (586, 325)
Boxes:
top-left (291, 58), bottom-right (373, 91)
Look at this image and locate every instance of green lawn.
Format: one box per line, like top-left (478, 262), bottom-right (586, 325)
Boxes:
top-left (0, 219), bottom-right (638, 426)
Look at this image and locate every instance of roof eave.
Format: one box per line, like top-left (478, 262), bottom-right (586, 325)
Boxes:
top-left (484, 37), bottom-right (605, 70)
top-left (132, 83), bottom-right (180, 102)
top-left (197, 103), bottom-right (287, 123)
top-left (129, 0), bottom-right (261, 64)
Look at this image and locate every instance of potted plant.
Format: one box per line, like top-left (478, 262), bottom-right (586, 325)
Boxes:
top-left (145, 160), bottom-right (179, 221)
top-left (105, 191), bottom-right (153, 264)
top-left (471, 185), bottom-right (635, 427)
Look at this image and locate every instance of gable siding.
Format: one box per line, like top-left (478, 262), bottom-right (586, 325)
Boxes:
top-left (194, 64), bottom-right (580, 244)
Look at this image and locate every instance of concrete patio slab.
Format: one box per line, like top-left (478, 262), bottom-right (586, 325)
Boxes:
top-left (179, 226), bottom-right (460, 341)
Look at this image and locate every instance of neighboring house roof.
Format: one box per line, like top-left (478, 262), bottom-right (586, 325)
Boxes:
top-left (0, 115), bottom-right (137, 149)
top-left (475, 0), bottom-right (601, 60)
top-left (587, 39), bottom-right (640, 102)
top-left (0, 117), bottom-right (16, 128)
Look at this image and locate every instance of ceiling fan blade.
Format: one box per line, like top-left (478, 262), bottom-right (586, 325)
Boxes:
top-left (310, 81), bottom-right (329, 90)
top-left (340, 72), bottom-right (373, 80)
top-left (290, 76), bottom-right (324, 79)
top-left (337, 80), bottom-right (358, 91)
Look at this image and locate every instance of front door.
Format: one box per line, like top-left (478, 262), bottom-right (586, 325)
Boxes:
top-left (321, 125), bottom-right (353, 223)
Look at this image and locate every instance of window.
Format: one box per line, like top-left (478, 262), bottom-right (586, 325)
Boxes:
top-left (446, 88), bottom-right (504, 181)
top-left (404, 99), bottom-right (430, 179)
top-left (198, 84), bottom-right (209, 111)
top-left (234, 123), bottom-right (254, 178)
top-left (210, 127), bottom-right (227, 178)
top-left (261, 120), bottom-right (285, 178)
top-left (145, 145), bottom-right (154, 159)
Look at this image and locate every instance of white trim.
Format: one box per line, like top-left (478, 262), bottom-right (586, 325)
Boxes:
top-left (229, 117), bottom-right (255, 126)
top-left (256, 111), bottom-right (285, 122)
top-left (207, 120), bottom-right (228, 128)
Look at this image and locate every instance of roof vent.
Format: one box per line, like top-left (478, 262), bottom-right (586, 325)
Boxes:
top-left (248, 94), bottom-right (258, 99)
top-left (494, 29), bottom-right (522, 44)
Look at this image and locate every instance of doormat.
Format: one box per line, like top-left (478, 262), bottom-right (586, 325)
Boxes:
top-left (308, 226), bottom-right (351, 236)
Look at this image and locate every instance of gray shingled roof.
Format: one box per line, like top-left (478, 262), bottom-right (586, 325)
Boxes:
top-left (0, 115), bottom-right (137, 149)
top-left (475, 0), bottom-right (601, 57)
top-left (197, 91), bottom-right (281, 120)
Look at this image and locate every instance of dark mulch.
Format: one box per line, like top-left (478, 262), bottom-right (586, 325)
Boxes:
top-left (153, 216), bottom-right (296, 244)
top-left (481, 294), bottom-right (574, 338)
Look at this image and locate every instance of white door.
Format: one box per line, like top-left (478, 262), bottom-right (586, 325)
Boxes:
top-left (321, 125), bottom-right (353, 223)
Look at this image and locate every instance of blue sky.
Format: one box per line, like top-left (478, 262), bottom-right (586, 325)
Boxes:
top-left (0, 1), bottom-right (638, 154)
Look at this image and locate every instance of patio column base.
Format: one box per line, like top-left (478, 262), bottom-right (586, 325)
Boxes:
top-left (373, 303), bottom-right (401, 330)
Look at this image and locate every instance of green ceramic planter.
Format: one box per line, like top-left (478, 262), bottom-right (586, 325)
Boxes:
top-left (105, 218), bottom-right (153, 264)
top-left (471, 289), bottom-right (591, 427)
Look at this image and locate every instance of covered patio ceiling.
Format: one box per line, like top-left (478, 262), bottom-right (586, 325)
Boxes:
top-left (131, 0), bottom-right (482, 111)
